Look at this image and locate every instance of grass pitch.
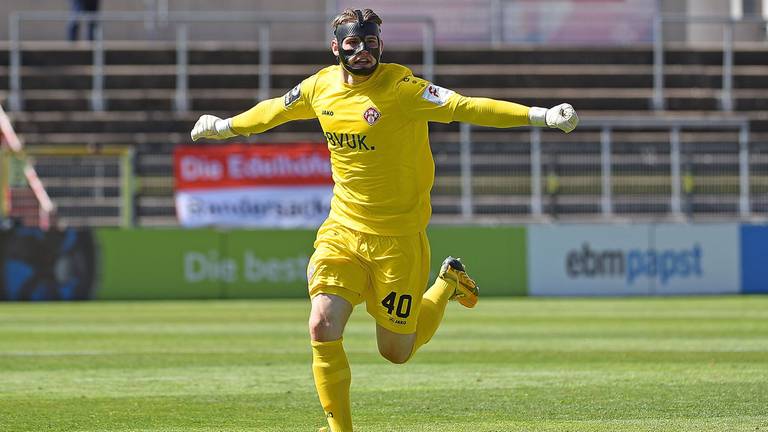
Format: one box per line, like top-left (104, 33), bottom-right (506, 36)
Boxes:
top-left (1, 297), bottom-right (766, 432)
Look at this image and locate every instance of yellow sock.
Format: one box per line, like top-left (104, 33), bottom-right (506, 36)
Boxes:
top-left (411, 277), bottom-right (454, 356)
top-left (312, 338), bottom-right (353, 432)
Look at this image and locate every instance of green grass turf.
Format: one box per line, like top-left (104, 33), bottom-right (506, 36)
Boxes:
top-left (1, 297), bottom-right (767, 431)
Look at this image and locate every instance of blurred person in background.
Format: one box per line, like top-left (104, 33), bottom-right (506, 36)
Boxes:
top-left (68, 0), bottom-right (101, 42)
top-left (191, 8), bottom-right (578, 432)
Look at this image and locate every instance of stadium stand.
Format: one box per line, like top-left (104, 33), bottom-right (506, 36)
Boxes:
top-left (1, 1), bottom-right (767, 226)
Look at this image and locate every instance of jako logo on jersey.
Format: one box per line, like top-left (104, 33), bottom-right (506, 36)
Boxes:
top-left (422, 84), bottom-right (454, 106)
top-left (363, 107), bottom-right (381, 125)
top-left (284, 84), bottom-right (301, 107)
top-left (321, 110), bottom-right (334, 116)
top-left (565, 242), bottom-right (703, 285)
top-left (324, 132), bottom-right (375, 151)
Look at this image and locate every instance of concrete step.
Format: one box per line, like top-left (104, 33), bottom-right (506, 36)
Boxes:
top-left (4, 87), bottom-right (656, 112)
top-left (7, 111), bottom-right (322, 135)
top-left (4, 43), bottom-right (768, 67)
top-left (6, 62), bottom-right (768, 79)
top-left (9, 110), bottom-right (768, 140)
top-left (8, 86), bottom-right (768, 114)
top-left (55, 215), bottom-right (123, 227)
top-left (13, 130), bottom-right (321, 147)
top-left (5, 64), bottom-right (768, 91)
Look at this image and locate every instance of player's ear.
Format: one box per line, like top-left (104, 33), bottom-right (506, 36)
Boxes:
top-left (331, 39), bottom-right (339, 56)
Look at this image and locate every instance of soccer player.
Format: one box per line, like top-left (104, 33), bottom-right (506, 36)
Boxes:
top-left (191, 8), bottom-right (578, 432)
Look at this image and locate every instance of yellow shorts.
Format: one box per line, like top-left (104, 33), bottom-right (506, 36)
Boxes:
top-left (307, 218), bottom-right (431, 334)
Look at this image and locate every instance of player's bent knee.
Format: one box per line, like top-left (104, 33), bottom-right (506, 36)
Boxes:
top-left (378, 345), bottom-right (411, 364)
top-left (375, 325), bottom-right (416, 364)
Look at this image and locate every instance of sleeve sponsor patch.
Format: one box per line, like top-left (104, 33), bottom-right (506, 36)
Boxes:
top-left (284, 83), bottom-right (301, 107)
top-left (421, 84), bottom-right (454, 106)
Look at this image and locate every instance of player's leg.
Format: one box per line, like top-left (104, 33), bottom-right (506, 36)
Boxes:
top-left (365, 230), bottom-right (434, 362)
top-left (410, 256), bottom-right (479, 355)
top-left (309, 293), bottom-right (354, 432)
top-left (368, 226), bottom-right (479, 362)
top-left (310, 293), bottom-right (353, 341)
top-left (308, 219), bottom-right (369, 432)
top-left (375, 325), bottom-right (416, 364)
top-left (374, 256), bottom-right (479, 363)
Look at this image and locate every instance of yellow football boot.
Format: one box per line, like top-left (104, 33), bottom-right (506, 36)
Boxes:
top-left (439, 256), bottom-right (479, 308)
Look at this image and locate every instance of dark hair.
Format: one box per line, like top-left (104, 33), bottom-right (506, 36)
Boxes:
top-left (331, 8), bottom-right (382, 30)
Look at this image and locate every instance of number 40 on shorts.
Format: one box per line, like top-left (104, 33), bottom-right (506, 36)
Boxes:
top-left (381, 292), bottom-right (412, 318)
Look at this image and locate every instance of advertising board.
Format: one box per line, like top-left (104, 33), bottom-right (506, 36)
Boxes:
top-left (174, 143), bottom-right (333, 228)
top-left (529, 224), bottom-right (740, 296)
top-left (741, 225), bottom-right (768, 294)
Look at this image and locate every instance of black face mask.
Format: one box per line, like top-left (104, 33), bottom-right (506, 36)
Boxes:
top-left (334, 10), bottom-right (381, 76)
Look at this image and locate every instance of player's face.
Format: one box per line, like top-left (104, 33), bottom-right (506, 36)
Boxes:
top-left (341, 35), bottom-right (380, 69)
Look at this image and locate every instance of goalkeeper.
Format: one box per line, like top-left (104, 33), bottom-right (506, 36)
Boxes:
top-left (191, 8), bottom-right (578, 432)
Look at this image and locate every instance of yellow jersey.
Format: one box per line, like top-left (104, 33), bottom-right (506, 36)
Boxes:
top-left (231, 63), bottom-right (531, 236)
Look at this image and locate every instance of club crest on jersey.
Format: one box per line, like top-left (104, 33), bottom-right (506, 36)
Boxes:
top-left (363, 107), bottom-right (381, 125)
top-left (422, 84), bottom-right (454, 106)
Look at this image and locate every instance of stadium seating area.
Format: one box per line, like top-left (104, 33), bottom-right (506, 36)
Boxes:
top-left (2, 43), bottom-right (768, 226)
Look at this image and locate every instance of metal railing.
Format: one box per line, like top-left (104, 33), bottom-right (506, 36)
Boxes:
top-left (7, 11), bottom-right (436, 112)
top-left (457, 117), bottom-right (751, 221)
top-left (22, 145), bottom-right (136, 228)
top-left (653, 14), bottom-right (768, 112)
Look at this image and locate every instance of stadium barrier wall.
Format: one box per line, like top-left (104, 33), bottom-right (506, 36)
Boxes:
top-left (2, 224), bottom-right (766, 301)
top-left (740, 225), bottom-right (768, 294)
top-left (94, 228), bottom-right (315, 300)
top-left (0, 227), bottom-right (96, 300)
top-left (529, 224), bottom-right (742, 296)
top-left (92, 226), bottom-right (527, 300)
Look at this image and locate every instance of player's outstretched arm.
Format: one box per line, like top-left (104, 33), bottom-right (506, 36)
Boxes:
top-left (445, 94), bottom-right (579, 134)
top-left (395, 76), bottom-right (579, 133)
top-left (190, 79), bottom-right (317, 142)
top-left (528, 103), bottom-right (579, 133)
top-left (190, 98), bottom-right (295, 142)
top-left (190, 114), bottom-right (236, 141)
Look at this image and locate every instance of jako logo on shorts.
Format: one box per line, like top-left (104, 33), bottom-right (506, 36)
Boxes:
top-left (565, 243), bottom-right (703, 285)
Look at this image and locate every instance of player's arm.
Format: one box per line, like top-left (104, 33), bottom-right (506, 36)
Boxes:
top-left (190, 80), bottom-right (316, 141)
top-left (395, 76), bottom-right (578, 133)
top-left (453, 97), bottom-right (578, 133)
